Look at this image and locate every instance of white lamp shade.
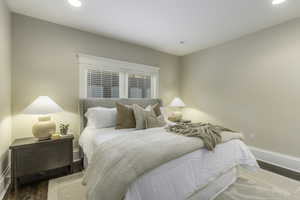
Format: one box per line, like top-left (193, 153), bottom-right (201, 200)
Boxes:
top-left (169, 97), bottom-right (186, 107)
top-left (23, 96), bottom-right (63, 115)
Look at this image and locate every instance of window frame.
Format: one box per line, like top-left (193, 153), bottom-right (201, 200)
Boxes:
top-left (78, 54), bottom-right (159, 99)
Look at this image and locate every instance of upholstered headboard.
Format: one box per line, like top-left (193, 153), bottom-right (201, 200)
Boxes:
top-left (79, 98), bottom-right (163, 133)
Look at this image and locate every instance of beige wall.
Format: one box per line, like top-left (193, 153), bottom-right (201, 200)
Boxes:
top-left (11, 14), bottom-right (180, 142)
top-left (0, 0), bottom-right (11, 173)
top-left (180, 17), bottom-right (300, 158)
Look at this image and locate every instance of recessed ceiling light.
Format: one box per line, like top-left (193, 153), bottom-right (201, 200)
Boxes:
top-left (272, 0), bottom-right (287, 5)
top-left (68, 0), bottom-right (82, 7)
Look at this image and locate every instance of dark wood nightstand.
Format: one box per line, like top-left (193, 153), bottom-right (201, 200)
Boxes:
top-left (178, 120), bottom-right (192, 124)
top-left (9, 135), bottom-right (74, 192)
top-left (172, 120), bottom-right (192, 124)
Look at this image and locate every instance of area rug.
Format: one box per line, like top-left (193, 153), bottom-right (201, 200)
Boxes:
top-left (48, 168), bottom-right (300, 200)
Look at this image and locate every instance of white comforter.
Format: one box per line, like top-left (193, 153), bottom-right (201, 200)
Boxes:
top-left (79, 127), bottom-right (259, 200)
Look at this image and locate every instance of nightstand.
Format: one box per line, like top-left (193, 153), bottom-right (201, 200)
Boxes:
top-left (172, 120), bottom-right (192, 124)
top-left (10, 135), bottom-right (74, 192)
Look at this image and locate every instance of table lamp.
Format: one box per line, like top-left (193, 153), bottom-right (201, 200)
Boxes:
top-left (168, 97), bottom-right (186, 122)
top-left (23, 96), bottom-right (63, 140)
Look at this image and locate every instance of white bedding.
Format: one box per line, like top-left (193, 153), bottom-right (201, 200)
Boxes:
top-left (79, 127), bottom-right (259, 200)
top-left (79, 127), bottom-right (137, 164)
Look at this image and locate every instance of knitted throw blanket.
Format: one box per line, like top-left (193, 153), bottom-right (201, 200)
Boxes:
top-left (166, 122), bottom-right (234, 151)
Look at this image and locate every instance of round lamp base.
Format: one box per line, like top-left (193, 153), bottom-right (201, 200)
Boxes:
top-left (168, 111), bottom-right (183, 122)
top-left (32, 116), bottom-right (56, 140)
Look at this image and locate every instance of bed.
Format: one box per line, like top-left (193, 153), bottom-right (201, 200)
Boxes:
top-left (78, 98), bottom-right (259, 200)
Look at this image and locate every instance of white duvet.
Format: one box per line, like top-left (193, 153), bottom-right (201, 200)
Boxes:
top-left (79, 127), bottom-right (259, 200)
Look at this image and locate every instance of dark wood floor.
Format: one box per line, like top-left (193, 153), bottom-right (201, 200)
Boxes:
top-left (257, 160), bottom-right (300, 181)
top-left (6, 181), bottom-right (48, 200)
top-left (5, 161), bottom-right (83, 200)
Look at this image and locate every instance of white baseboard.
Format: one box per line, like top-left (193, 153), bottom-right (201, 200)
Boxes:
top-left (250, 146), bottom-right (300, 173)
top-left (0, 167), bottom-right (10, 200)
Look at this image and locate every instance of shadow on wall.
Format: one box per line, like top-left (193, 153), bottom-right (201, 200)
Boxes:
top-left (0, 115), bottom-right (11, 171)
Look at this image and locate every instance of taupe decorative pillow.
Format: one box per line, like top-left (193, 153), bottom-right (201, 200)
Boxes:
top-left (132, 104), bottom-right (156, 130)
top-left (145, 115), bottom-right (166, 129)
top-left (116, 103), bottom-right (136, 129)
top-left (151, 103), bottom-right (162, 116)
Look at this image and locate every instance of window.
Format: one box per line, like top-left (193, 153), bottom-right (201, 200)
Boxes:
top-left (87, 70), bottom-right (119, 98)
top-left (79, 54), bottom-right (159, 98)
top-left (128, 74), bottom-right (151, 98)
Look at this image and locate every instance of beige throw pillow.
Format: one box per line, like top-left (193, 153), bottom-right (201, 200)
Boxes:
top-left (132, 104), bottom-right (156, 130)
top-left (145, 115), bottom-right (167, 129)
top-left (115, 103), bottom-right (136, 129)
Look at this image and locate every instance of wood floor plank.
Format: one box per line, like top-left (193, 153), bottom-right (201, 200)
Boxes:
top-left (5, 160), bottom-right (83, 200)
top-left (6, 181), bottom-right (48, 200)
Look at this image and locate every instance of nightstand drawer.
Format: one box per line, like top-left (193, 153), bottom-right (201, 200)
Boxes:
top-left (15, 141), bottom-right (72, 177)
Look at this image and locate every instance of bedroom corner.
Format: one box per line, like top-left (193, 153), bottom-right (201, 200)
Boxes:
top-left (0, 0), bottom-right (12, 199)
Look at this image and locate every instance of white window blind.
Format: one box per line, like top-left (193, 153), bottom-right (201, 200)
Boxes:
top-left (128, 74), bottom-right (151, 98)
top-left (79, 54), bottom-right (159, 99)
top-left (87, 69), bottom-right (119, 98)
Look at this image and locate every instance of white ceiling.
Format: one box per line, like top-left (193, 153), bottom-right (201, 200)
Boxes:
top-left (7, 0), bottom-right (300, 55)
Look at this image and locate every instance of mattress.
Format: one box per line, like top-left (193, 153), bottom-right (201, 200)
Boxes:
top-left (79, 127), bottom-right (258, 200)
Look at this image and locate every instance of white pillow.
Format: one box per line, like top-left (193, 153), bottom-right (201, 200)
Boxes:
top-left (85, 107), bottom-right (117, 128)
